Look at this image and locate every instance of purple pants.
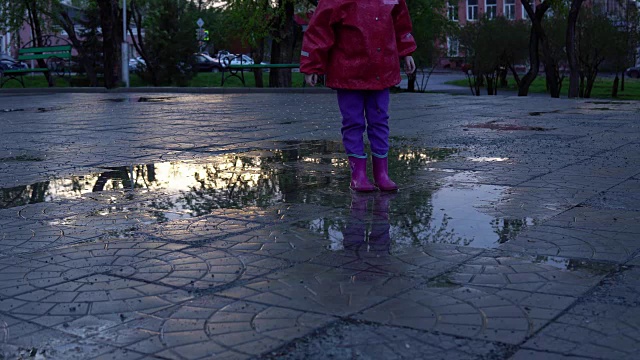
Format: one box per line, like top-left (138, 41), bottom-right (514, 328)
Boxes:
top-left (337, 89), bottom-right (390, 159)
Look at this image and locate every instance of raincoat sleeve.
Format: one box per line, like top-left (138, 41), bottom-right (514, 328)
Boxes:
top-left (300, 0), bottom-right (338, 75)
top-left (392, 0), bottom-right (417, 57)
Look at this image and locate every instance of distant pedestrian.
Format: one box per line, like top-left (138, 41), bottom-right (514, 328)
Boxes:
top-left (300, 0), bottom-right (416, 192)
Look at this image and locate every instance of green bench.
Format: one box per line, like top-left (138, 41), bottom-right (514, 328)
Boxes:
top-left (220, 60), bottom-right (300, 86)
top-left (0, 45), bottom-right (72, 88)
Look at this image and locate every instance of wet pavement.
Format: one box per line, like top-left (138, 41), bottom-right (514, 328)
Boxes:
top-left (0, 91), bottom-right (639, 359)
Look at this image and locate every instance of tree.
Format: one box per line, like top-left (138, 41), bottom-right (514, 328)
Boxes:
top-left (459, 16), bottom-right (528, 95)
top-left (576, 4), bottom-right (618, 98)
top-left (223, 0), bottom-right (273, 87)
top-left (95, 0), bottom-right (123, 88)
top-left (405, 0), bottom-right (455, 92)
top-left (566, 0), bottom-right (584, 98)
top-left (129, 0), bottom-right (199, 86)
top-left (518, 0), bottom-right (553, 96)
top-left (54, 1), bottom-right (103, 86)
top-left (610, 0), bottom-right (640, 95)
top-left (268, 0), bottom-right (299, 87)
top-left (543, 9), bottom-right (569, 97)
top-left (221, 0), bottom-right (303, 87)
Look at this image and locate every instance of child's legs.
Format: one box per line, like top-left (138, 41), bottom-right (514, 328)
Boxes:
top-left (364, 89), bottom-right (390, 157)
top-left (337, 89), bottom-right (367, 158)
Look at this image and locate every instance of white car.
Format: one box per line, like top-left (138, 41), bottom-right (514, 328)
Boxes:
top-left (128, 57), bottom-right (146, 72)
top-left (626, 65), bottom-right (640, 78)
top-left (222, 54), bottom-right (254, 67)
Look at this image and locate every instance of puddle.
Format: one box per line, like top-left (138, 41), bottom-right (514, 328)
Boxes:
top-left (99, 97), bottom-right (176, 103)
top-left (301, 172), bottom-right (534, 250)
top-left (0, 107), bottom-right (58, 113)
top-left (468, 157), bottom-right (509, 163)
top-left (0, 154), bottom-right (44, 162)
top-left (100, 98), bottom-right (129, 103)
top-left (137, 96), bottom-right (176, 103)
top-left (585, 101), bottom-right (627, 105)
top-left (0, 140), bottom-right (535, 250)
top-left (0, 141), bottom-right (453, 212)
top-left (528, 110), bottom-right (561, 116)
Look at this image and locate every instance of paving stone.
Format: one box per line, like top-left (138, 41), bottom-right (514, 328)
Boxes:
top-left (90, 295), bottom-right (334, 359)
top-left (521, 265), bottom-right (640, 359)
top-left (1, 239), bottom-right (286, 296)
top-left (445, 252), bottom-right (611, 296)
top-left (0, 312), bottom-right (123, 360)
top-left (499, 224), bottom-right (640, 262)
top-left (585, 178), bottom-right (640, 211)
top-left (262, 320), bottom-right (515, 359)
top-left (217, 263), bottom-right (417, 317)
top-left (522, 303), bottom-right (640, 360)
top-left (357, 283), bottom-right (578, 345)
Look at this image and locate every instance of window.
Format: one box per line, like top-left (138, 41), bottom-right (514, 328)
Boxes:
top-left (448, 1), bottom-right (459, 21)
top-left (485, 0), bottom-right (497, 19)
top-left (468, 0), bottom-right (478, 21)
top-left (447, 37), bottom-right (460, 57)
top-left (504, 0), bottom-right (516, 19)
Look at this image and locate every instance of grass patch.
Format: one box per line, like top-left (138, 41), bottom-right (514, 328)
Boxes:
top-left (446, 76), bottom-right (640, 100)
top-left (0, 71), bottom-right (307, 89)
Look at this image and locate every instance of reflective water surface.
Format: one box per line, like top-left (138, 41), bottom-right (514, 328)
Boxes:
top-left (0, 141), bottom-right (534, 249)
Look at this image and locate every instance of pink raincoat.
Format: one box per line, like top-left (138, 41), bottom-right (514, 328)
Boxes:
top-left (300, 0), bottom-right (417, 90)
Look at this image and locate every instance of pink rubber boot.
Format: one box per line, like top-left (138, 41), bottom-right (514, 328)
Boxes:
top-left (348, 157), bottom-right (376, 192)
top-left (372, 156), bottom-right (398, 192)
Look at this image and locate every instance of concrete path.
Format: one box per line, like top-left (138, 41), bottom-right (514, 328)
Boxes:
top-left (0, 91), bottom-right (639, 359)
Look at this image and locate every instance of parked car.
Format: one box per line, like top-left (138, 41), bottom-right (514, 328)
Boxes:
top-left (128, 57), bottom-right (146, 72)
top-left (0, 54), bottom-right (28, 71)
top-left (216, 50), bottom-right (231, 60)
top-left (626, 65), bottom-right (640, 79)
top-left (194, 53), bottom-right (223, 72)
top-left (223, 54), bottom-right (255, 67)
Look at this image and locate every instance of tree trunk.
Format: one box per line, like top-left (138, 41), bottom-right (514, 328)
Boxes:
top-left (543, 60), bottom-right (561, 98)
top-left (566, 0), bottom-right (584, 98)
top-left (538, 17), bottom-right (561, 97)
top-left (97, 0), bottom-right (122, 88)
top-left (612, 75), bottom-right (619, 97)
top-left (269, 0), bottom-right (296, 87)
top-left (26, 1), bottom-right (53, 87)
top-left (518, 15), bottom-right (540, 95)
top-left (585, 70), bottom-right (596, 98)
top-left (499, 67), bottom-right (508, 87)
top-left (252, 39), bottom-right (266, 88)
top-left (407, 72), bottom-right (416, 92)
top-left (129, 1), bottom-right (158, 86)
top-left (519, 2), bottom-right (551, 97)
top-left (58, 11), bottom-right (98, 86)
top-left (509, 64), bottom-right (521, 87)
top-left (621, 72), bottom-right (625, 91)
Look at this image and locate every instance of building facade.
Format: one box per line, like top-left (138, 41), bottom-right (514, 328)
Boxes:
top-left (440, 0), bottom-right (639, 69)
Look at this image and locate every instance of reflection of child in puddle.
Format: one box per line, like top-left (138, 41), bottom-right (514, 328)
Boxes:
top-left (343, 192), bottom-right (397, 254)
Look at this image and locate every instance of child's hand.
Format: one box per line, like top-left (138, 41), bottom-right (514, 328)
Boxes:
top-left (403, 56), bottom-right (416, 74)
top-left (305, 74), bottom-right (318, 87)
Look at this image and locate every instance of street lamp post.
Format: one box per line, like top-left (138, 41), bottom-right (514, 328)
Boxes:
top-left (122, 0), bottom-right (130, 87)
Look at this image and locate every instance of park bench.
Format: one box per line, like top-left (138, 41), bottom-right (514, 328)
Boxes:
top-left (0, 44), bottom-right (72, 88)
top-left (220, 55), bottom-right (300, 86)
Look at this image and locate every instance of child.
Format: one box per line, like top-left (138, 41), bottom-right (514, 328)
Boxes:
top-left (300, 0), bottom-right (417, 192)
